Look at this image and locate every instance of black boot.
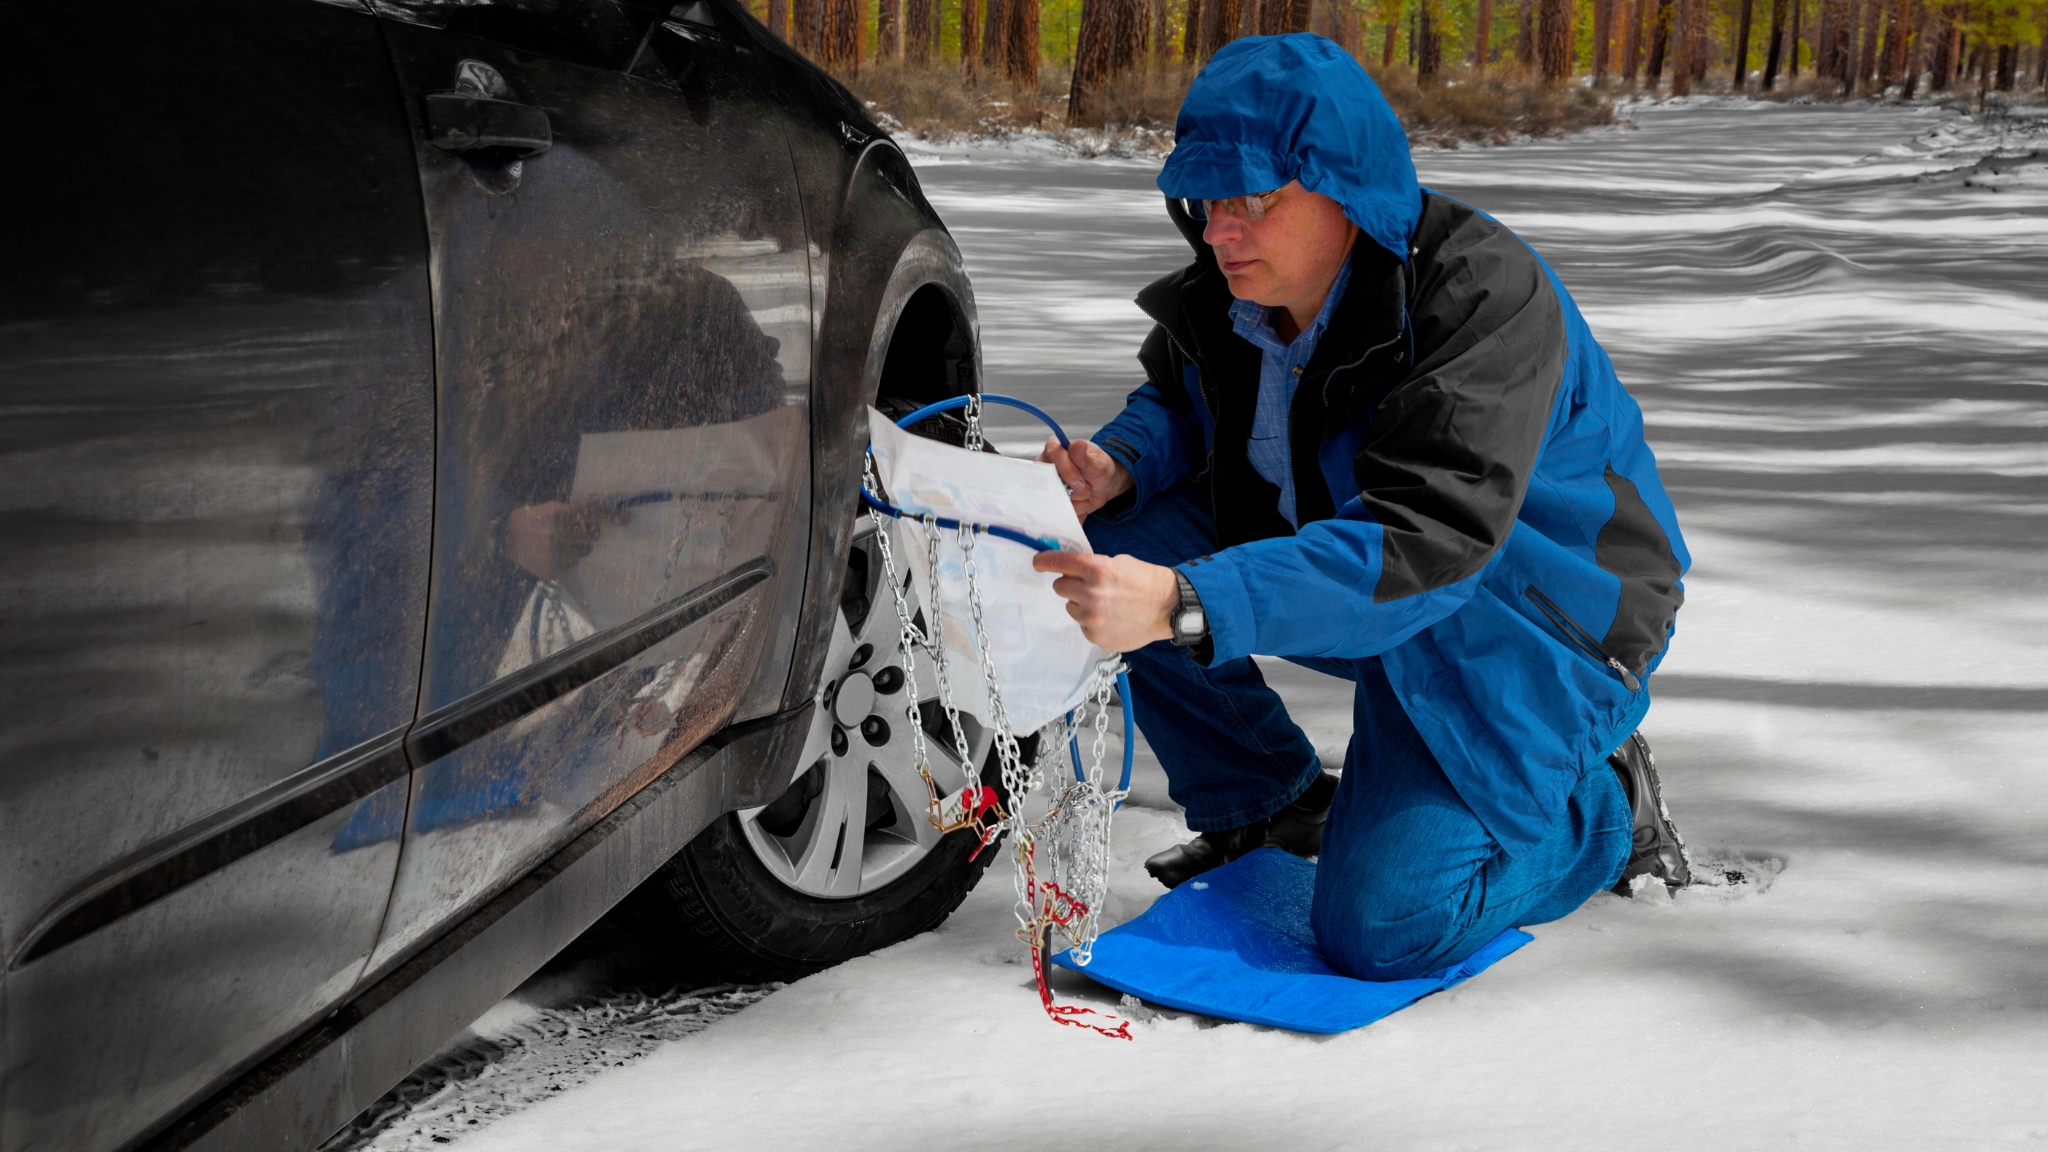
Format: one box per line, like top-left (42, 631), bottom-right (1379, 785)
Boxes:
top-left (1144, 770), bottom-right (1340, 889)
top-left (1607, 731), bottom-right (1691, 894)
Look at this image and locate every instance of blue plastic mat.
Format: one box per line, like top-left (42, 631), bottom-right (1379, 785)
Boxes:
top-left (1052, 848), bottom-right (1532, 1034)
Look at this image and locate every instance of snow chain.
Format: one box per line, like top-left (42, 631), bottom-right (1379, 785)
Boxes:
top-left (861, 408), bottom-right (1133, 1040)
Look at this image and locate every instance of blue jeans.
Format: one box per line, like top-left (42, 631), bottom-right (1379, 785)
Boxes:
top-left (1088, 483), bottom-right (1632, 981)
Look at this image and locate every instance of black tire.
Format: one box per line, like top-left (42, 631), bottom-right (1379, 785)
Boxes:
top-left (626, 747), bottom-right (1014, 982)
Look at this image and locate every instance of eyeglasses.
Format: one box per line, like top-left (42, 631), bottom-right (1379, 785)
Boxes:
top-left (1194, 189), bottom-right (1283, 222)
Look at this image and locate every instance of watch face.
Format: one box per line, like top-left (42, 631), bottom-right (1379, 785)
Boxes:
top-left (1178, 607), bottom-right (1206, 637)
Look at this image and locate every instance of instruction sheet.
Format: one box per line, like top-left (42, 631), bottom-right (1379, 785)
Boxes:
top-left (866, 407), bottom-right (1110, 734)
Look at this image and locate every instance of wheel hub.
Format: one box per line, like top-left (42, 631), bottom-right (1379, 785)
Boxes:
top-left (833, 671), bottom-right (877, 728)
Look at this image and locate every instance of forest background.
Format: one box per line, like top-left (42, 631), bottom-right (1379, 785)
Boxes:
top-left (738, 0), bottom-right (2045, 140)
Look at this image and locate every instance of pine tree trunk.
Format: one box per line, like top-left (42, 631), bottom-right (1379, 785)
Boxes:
top-left (878, 0), bottom-right (901, 62)
top-left (1070, 0), bottom-right (1146, 125)
top-left (1924, 2), bottom-right (1948, 85)
top-left (1319, 0), bottom-right (1361, 52)
top-left (1763, 0), bottom-right (1787, 85)
top-left (1733, 0), bottom-right (1755, 85)
top-left (1286, 0), bottom-right (1314, 33)
top-left (1156, 0), bottom-right (1173, 61)
top-left (1071, 0), bottom-right (1107, 123)
top-left (1878, 0), bottom-right (1899, 84)
top-left (1383, 16), bottom-right (1399, 64)
top-left (1005, 0), bottom-right (1038, 85)
top-left (1853, 0), bottom-right (1880, 90)
top-left (766, 0), bottom-right (788, 39)
top-left (1418, 0), bottom-right (1443, 77)
top-left (790, 0), bottom-right (817, 52)
top-left (1899, 0), bottom-right (1925, 94)
top-left (983, 0), bottom-right (1009, 73)
top-left (1203, 0), bottom-right (1242, 58)
top-left (1593, 0), bottom-right (1611, 79)
top-left (1518, 0), bottom-right (1537, 67)
top-left (1689, 0), bottom-right (1707, 81)
top-left (1623, 0), bottom-right (1644, 80)
top-left (906, 0), bottom-right (933, 61)
top-left (1815, 0), bottom-right (1832, 76)
top-left (1645, 0), bottom-right (1673, 81)
top-left (1538, 0), bottom-right (1573, 79)
top-left (1476, 0), bottom-right (1495, 71)
top-left (1185, 0), bottom-right (1205, 59)
top-left (819, 0), bottom-right (862, 69)
top-left (961, 0), bottom-right (982, 76)
top-left (1789, 0), bottom-right (1801, 75)
top-left (1669, 0), bottom-right (1694, 91)
top-left (1830, 0), bottom-right (1855, 90)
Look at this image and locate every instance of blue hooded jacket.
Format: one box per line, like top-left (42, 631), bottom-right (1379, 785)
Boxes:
top-left (1090, 34), bottom-right (1690, 856)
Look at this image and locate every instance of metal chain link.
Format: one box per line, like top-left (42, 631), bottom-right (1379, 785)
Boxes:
top-left (962, 393), bottom-right (985, 454)
top-left (865, 401), bottom-right (1130, 1029)
top-left (923, 515), bottom-right (977, 789)
top-left (863, 460), bottom-right (979, 835)
top-left (862, 458), bottom-right (934, 796)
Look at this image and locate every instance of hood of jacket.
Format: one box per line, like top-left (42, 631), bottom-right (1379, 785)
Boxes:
top-left (1156, 33), bottom-right (1421, 264)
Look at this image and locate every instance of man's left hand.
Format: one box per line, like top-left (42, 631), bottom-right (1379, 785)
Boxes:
top-left (1032, 550), bottom-right (1179, 652)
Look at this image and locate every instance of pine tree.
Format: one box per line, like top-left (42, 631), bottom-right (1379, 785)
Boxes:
top-left (1669, 0), bottom-right (1694, 92)
top-left (1734, 0), bottom-right (1756, 84)
top-left (1069, 0), bottom-right (1146, 124)
top-left (1764, 0), bottom-right (1790, 85)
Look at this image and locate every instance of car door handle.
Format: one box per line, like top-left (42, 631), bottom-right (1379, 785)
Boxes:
top-left (423, 92), bottom-right (551, 158)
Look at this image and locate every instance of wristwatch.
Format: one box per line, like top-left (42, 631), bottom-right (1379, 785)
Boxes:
top-left (1168, 571), bottom-right (1208, 648)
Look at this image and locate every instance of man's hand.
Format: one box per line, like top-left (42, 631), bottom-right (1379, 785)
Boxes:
top-left (1032, 550), bottom-right (1179, 653)
top-left (503, 500), bottom-right (628, 580)
top-left (1038, 436), bottom-right (1134, 523)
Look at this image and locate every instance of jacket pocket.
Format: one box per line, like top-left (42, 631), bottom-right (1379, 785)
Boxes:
top-left (1523, 585), bottom-right (1641, 692)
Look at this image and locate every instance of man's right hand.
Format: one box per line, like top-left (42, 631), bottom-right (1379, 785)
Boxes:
top-left (1038, 436), bottom-right (1134, 523)
top-left (503, 500), bottom-right (627, 580)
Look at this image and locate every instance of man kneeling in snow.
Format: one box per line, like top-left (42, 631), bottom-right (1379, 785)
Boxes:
top-left (1034, 34), bottom-right (1693, 982)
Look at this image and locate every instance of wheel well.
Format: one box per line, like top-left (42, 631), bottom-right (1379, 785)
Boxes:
top-left (875, 283), bottom-right (974, 408)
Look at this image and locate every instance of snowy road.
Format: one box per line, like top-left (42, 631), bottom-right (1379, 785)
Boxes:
top-left (383, 103), bottom-right (2045, 1150)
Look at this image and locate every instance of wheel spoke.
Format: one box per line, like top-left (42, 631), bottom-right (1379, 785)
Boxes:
top-left (868, 723), bottom-right (947, 853)
top-left (789, 750), bottom-right (868, 897)
top-left (861, 527), bottom-right (927, 680)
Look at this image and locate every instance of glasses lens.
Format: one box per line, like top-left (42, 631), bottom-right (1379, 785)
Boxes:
top-left (1200, 192), bottom-right (1275, 221)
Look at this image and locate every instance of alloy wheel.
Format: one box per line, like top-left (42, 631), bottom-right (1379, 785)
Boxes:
top-left (738, 522), bottom-right (993, 898)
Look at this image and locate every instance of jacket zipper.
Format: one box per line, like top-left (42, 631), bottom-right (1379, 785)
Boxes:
top-left (1523, 586), bottom-right (1641, 692)
top-left (1319, 267), bottom-right (1408, 409)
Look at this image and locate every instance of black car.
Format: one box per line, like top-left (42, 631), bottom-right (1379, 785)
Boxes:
top-left (1, 3), bottom-right (1002, 1149)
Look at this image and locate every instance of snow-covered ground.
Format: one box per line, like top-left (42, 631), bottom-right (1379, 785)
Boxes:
top-left (360, 103), bottom-right (2047, 1150)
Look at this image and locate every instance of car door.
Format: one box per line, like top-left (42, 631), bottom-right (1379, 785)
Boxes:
top-left (362, 0), bottom-right (816, 970)
top-left (0, 2), bottom-right (435, 1150)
